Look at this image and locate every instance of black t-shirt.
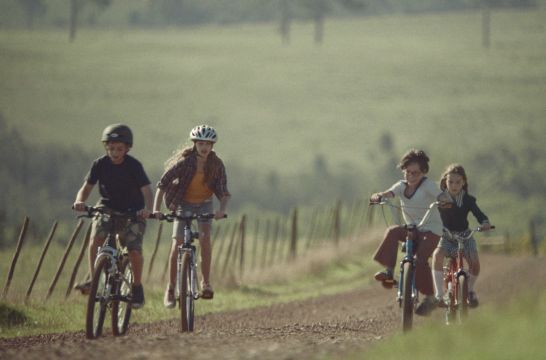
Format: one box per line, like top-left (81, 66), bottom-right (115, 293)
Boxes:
top-left (86, 155), bottom-right (150, 212)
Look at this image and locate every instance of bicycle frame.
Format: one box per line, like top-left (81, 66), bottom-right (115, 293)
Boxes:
top-left (442, 228), bottom-right (474, 324)
top-left (178, 220), bottom-right (200, 301)
top-left (79, 206), bottom-right (139, 339)
top-left (371, 198), bottom-right (440, 332)
top-left (160, 211), bottom-right (221, 332)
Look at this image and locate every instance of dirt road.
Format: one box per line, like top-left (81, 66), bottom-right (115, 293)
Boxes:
top-left (1, 254), bottom-right (543, 360)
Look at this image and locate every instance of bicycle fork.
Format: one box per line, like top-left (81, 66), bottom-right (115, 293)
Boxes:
top-left (397, 238), bottom-right (418, 306)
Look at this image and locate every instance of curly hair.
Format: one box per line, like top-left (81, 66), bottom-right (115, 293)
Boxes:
top-left (164, 144), bottom-right (223, 184)
top-left (440, 163), bottom-right (469, 192)
top-left (398, 149), bottom-right (430, 173)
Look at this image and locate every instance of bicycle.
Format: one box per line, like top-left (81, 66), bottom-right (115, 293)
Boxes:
top-left (442, 226), bottom-right (495, 325)
top-left (369, 198), bottom-right (441, 332)
top-left (158, 211), bottom-right (226, 332)
top-left (77, 206), bottom-right (147, 339)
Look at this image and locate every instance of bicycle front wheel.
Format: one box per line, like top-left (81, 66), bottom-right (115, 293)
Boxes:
top-left (401, 261), bottom-right (414, 332)
top-left (112, 256), bottom-right (133, 336)
top-left (86, 256), bottom-right (110, 339)
top-left (456, 274), bottom-right (469, 322)
top-left (179, 252), bottom-right (194, 332)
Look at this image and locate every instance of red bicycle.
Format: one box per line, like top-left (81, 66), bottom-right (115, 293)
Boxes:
top-left (443, 226), bottom-right (494, 325)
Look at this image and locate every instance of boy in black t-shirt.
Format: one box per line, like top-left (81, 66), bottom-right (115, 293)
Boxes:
top-left (73, 124), bottom-right (153, 309)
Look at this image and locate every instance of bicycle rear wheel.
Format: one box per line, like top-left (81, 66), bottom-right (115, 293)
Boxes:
top-left (111, 256), bottom-right (133, 336)
top-left (86, 256), bottom-right (110, 339)
top-left (456, 274), bottom-right (469, 322)
top-left (179, 252), bottom-right (194, 332)
top-left (401, 261), bottom-right (414, 332)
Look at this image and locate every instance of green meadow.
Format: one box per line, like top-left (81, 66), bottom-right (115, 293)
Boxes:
top-left (1, 9), bottom-right (545, 234)
top-left (1, 9), bottom-right (544, 173)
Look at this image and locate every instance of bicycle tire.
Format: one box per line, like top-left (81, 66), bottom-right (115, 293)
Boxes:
top-left (401, 261), bottom-right (414, 332)
top-left (445, 262), bottom-right (457, 325)
top-left (456, 274), bottom-right (469, 322)
top-left (111, 256), bottom-right (133, 336)
top-left (86, 256), bottom-right (110, 339)
top-left (179, 252), bottom-right (194, 332)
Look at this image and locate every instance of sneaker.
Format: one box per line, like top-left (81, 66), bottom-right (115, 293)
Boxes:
top-left (200, 283), bottom-right (214, 300)
top-left (374, 270), bottom-right (397, 289)
top-left (468, 291), bottom-right (479, 308)
top-left (437, 297), bottom-right (448, 308)
top-left (164, 286), bottom-right (176, 309)
top-left (74, 280), bottom-right (92, 295)
top-left (415, 296), bottom-right (439, 316)
top-left (131, 284), bottom-right (145, 309)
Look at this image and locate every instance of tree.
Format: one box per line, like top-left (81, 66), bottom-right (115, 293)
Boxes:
top-left (20, 0), bottom-right (46, 30)
top-left (299, 0), bottom-right (366, 44)
top-left (69, 0), bottom-right (112, 42)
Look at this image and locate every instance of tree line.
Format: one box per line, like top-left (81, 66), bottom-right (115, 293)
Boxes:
top-left (1, 0), bottom-right (540, 42)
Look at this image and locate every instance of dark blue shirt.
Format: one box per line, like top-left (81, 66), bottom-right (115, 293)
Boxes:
top-left (86, 155), bottom-right (150, 212)
top-left (439, 193), bottom-right (489, 232)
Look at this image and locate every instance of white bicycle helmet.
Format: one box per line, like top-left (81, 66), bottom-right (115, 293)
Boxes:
top-left (190, 125), bottom-right (217, 143)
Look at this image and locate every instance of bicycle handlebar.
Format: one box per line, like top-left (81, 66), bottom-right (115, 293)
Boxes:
top-left (155, 212), bottom-right (228, 222)
top-left (73, 205), bottom-right (155, 219)
top-left (443, 225), bottom-right (496, 241)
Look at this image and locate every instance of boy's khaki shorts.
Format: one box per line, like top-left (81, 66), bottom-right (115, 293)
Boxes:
top-left (91, 209), bottom-right (146, 252)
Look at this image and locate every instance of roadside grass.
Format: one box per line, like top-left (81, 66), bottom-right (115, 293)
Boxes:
top-left (0, 231), bottom-right (379, 338)
top-left (351, 290), bottom-right (546, 360)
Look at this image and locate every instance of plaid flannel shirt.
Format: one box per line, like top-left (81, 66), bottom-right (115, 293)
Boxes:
top-left (157, 153), bottom-right (230, 209)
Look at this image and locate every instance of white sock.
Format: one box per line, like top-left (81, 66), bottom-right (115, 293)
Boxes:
top-left (433, 270), bottom-right (444, 299)
top-left (468, 274), bottom-right (478, 292)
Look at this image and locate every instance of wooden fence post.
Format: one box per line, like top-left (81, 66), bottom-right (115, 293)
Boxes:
top-left (260, 219), bottom-right (270, 269)
top-left (239, 215), bottom-right (246, 276)
top-left (25, 221), bottom-right (58, 303)
top-left (1, 217), bottom-right (30, 301)
top-left (147, 222), bottom-right (163, 281)
top-left (222, 220), bottom-right (239, 275)
top-left (269, 217), bottom-right (280, 266)
top-left (213, 223), bottom-right (230, 270)
top-left (289, 208), bottom-right (298, 260)
top-left (251, 219), bottom-right (260, 270)
top-left (333, 200), bottom-right (341, 245)
top-left (305, 208), bottom-right (318, 250)
top-left (65, 222), bottom-right (92, 299)
top-left (46, 219), bottom-right (83, 301)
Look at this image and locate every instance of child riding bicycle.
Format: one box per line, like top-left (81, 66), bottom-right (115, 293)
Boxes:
top-left (153, 125), bottom-right (230, 308)
top-left (73, 124), bottom-right (154, 309)
top-left (420, 164), bottom-right (491, 315)
top-left (370, 149), bottom-right (443, 316)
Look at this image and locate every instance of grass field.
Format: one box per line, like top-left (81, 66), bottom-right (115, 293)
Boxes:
top-left (356, 290), bottom-right (546, 360)
top-left (1, 9), bottom-right (545, 176)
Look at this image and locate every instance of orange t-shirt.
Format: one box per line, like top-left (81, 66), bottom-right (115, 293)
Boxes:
top-left (183, 171), bottom-right (213, 204)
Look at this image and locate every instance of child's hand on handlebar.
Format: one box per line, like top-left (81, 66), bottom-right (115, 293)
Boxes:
top-left (370, 193), bottom-right (383, 204)
top-left (73, 202), bottom-right (86, 212)
top-left (214, 210), bottom-right (226, 220)
top-left (137, 208), bottom-right (151, 219)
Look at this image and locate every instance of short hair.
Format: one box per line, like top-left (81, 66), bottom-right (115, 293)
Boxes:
top-left (398, 149), bottom-right (430, 173)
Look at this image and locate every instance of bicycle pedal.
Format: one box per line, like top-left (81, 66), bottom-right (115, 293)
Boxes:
top-left (381, 279), bottom-right (397, 289)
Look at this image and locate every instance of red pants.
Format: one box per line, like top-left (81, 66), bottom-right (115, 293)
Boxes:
top-left (373, 225), bottom-right (440, 296)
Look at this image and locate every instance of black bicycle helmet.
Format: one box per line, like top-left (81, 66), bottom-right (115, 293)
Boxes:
top-left (101, 124), bottom-right (133, 146)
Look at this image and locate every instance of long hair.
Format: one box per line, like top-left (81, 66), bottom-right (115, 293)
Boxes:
top-left (440, 163), bottom-right (469, 192)
top-left (164, 143), bottom-right (223, 184)
top-left (398, 149), bottom-right (430, 173)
